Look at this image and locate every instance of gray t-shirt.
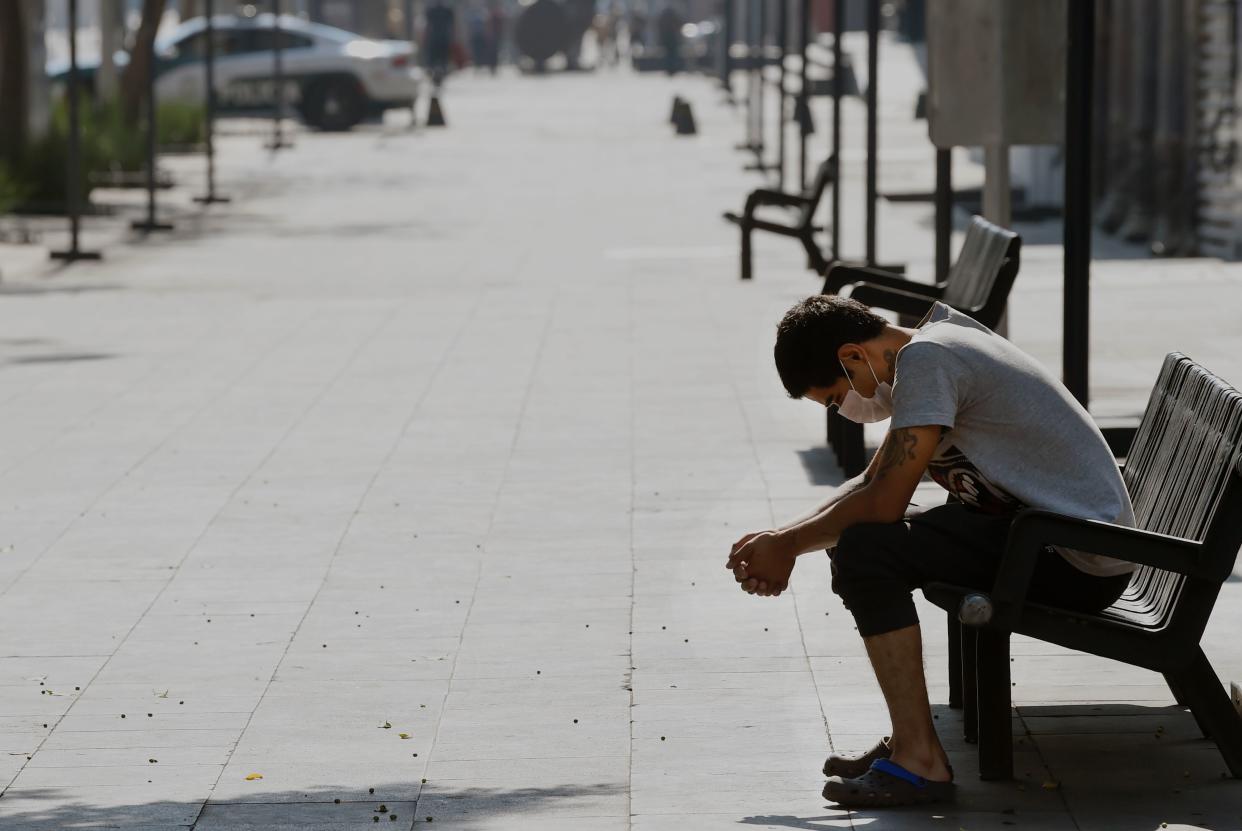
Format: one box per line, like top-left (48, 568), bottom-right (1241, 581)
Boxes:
top-left (890, 302), bottom-right (1136, 577)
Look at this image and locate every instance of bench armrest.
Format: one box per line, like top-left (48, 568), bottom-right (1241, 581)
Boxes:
top-left (847, 283), bottom-right (940, 319)
top-left (978, 510), bottom-right (1206, 631)
top-left (750, 188), bottom-right (810, 207)
top-left (824, 263), bottom-right (941, 296)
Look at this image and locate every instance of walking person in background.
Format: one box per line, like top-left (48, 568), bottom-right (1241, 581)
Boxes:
top-left (628, 4), bottom-right (649, 56)
top-left (593, 5), bottom-right (620, 67)
top-left (657, 2), bottom-right (684, 75)
top-left (484, 0), bottom-right (507, 73)
top-left (424, 0), bottom-right (456, 84)
top-left (467, 3), bottom-right (490, 71)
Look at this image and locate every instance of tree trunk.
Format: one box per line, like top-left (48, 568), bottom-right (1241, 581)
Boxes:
top-left (121, 0), bottom-right (169, 128)
top-left (0, 0), bottom-right (29, 163)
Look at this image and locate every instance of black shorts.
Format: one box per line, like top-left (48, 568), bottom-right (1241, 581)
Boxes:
top-left (828, 502), bottom-right (1132, 637)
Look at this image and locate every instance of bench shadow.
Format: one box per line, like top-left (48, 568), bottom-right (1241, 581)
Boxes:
top-left (7, 353), bottom-right (116, 366)
top-left (0, 283), bottom-right (123, 296)
top-left (0, 781), bottom-right (624, 830)
top-left (796, 446), bottom-right (847, 487)
top-left (739, 814), bottom-right (852, 829)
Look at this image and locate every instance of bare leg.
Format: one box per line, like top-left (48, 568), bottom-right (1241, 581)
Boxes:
top-left (862, 623), bottom-right (953, 782)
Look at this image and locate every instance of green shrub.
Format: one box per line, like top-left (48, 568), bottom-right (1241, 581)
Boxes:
top-left (7, 126), bottom-right (102, 213)
top-left (0, 162), bottom-right (30, 215)
top-left (154, 100), bottom-right (207, 149)
top-left (3, 94), bottom-right (207, 214)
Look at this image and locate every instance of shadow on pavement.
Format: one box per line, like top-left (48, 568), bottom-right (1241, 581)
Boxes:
top-left (797, 447), bottom-right (847, 487)
top-left (0, 781), bottom-right (626, 830)
top-left (7, 352), bottom-right (116, 365)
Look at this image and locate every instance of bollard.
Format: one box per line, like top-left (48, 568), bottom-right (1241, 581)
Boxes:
top-left (426, 93), bottom-right (447, 127)
top-left (669, 95), bottom-right (685, 124)
top-left (794, 95), bottom-right (814, 138)
top-left (673, 100), bottom-right (697, 135)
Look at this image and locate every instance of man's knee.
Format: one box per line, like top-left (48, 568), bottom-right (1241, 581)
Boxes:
top-left (834, 522), bottom-right (899, 567)
top-left (830, 522), bottom-right (907, 596)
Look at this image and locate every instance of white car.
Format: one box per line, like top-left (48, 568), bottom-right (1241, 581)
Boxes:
top-left (59, 14), bottom-right (423, 131)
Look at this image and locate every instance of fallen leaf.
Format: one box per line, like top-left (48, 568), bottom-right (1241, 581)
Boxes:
top-left (380, 722), bottom-right (392, 729)
top-left (1041, 780), bottom-right (1059, 790)
top-left (399, 733), bottom-right (411, 739)
top-left (245, 773), bottom-right (263, 781)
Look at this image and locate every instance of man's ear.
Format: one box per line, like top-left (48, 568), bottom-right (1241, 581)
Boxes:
top-left (836, 343), bottom-right (864, 367)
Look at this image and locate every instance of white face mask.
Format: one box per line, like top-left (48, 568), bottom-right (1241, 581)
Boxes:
top-left (837, 355), bottom-right (893, 423)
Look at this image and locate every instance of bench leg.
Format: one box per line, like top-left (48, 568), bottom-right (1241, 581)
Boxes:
top-left (799, 230), bottom-right (827, 275)
top-left (1164, 671), bottom-right (1211, 738)
top-left (976, 629), bottom-right (1014, 781)
top-left (826, 410), bottom-right (841, 463)
top-left (825, 411), bottom-right (865, 476)
top-left (1163, 671), bottom-right (1189, 707)
top-left (962, 625), bottom-right (978, 744)
top-left (947, 614), bottom-right (963, 709)
top-left (838, 419), bottom-right (866, 478)
top-left (740, 225), bottom-right (753, 280)
top-left (1171, 649), bottom-right (1242, 778)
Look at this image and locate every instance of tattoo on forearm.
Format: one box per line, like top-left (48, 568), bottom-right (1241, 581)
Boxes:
top-left (875, 428), bottom-right (918, 479)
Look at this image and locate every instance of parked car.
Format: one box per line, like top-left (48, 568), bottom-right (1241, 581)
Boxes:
top-left (50, 14), bottom-right (422, 131)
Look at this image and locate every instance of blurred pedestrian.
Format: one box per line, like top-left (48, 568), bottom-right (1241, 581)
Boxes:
top-left (593, 6), bottom-right (620, 67)
top-left (468, 4), bottom-right (489, 70)
top-left (628, 4), bottom-right (648, 55)
top-left (657, 3), bottom-right (684, 75)
top-left (424, 0), bottom-right (456, 84)
top-left (484, 0), bottom-right (507, 73)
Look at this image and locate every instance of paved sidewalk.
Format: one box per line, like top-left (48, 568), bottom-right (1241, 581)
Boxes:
top-left (2, 42), bottom-right (1242, 831)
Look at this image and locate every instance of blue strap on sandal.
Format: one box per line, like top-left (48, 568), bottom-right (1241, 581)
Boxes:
top-left (871, 757), bottom-right (929, 787)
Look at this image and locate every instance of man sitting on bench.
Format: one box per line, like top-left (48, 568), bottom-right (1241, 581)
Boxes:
top-left (725, 295), bottom-right (1135, 807)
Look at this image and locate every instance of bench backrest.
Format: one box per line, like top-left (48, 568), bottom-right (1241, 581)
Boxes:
top-left (941, 216), bottom-right (1020, 314)
top-left (1105, 354), bottom-right (1242, 630)
top-left (797, 154), bottom-right (837, 227)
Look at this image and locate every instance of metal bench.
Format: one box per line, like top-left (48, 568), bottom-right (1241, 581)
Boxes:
top-left (822, 215), bottom-right (1021, 477)
top-left (722, 154), bottom-right (835, 281)
top-left (927, 353), bottom-right (1242, 781)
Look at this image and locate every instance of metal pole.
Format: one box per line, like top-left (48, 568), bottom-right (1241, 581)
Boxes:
top-left (830, 0), bottom-right (842, 261)
top-left (755, 0), bottom-right (767, 162)
top-left (1064, 0), bottom-right (1094, 405)
top-left (51, 0), bottom-right (101, 262)
top-left (797, 0), bottom-right (810, 189)
top-left (723, 0), bottom-right (735, 97)
top-left (195, 0), bottom-right (230, 204)
top-left (267, 0), bottom-right (291, 150)
top-left (739, 0), bottom-right (759, 151)
top-left (776, 0), bottom-right (789, 188)
top-left (934, 148), bottom-right (952, 282)
top-left (131, 17), bottom-right (174, 233)
top-left (865, 0), bottom-right (878, 264)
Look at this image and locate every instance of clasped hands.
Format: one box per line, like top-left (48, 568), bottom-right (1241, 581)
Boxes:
top-left (726, 530), bottom-right (797, 597)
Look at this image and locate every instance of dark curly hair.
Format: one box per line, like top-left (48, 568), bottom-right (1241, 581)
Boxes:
top-left (774, 295), bottom-right (888, 398)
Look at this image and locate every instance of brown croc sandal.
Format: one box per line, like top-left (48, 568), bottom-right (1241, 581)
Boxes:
top-left (822, 758), bottom-right (955, 808)
top-left (822, 736), bottom-right (891, 778)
